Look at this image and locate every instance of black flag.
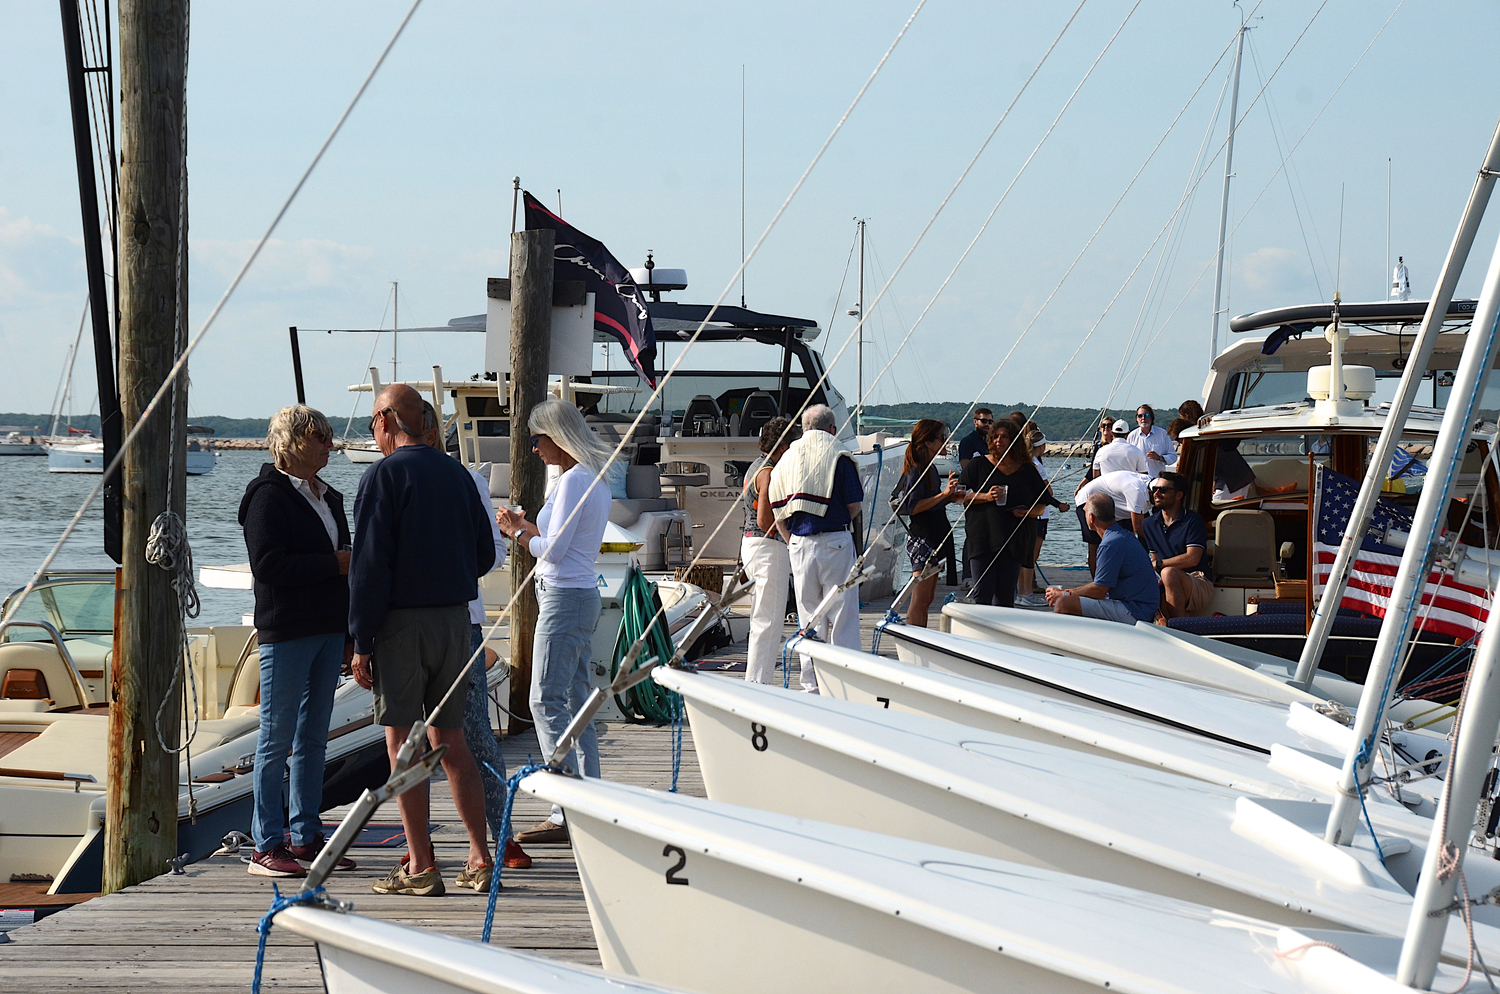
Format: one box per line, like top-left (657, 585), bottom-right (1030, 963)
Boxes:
top-left (523, 192), bottom-right (657, 385)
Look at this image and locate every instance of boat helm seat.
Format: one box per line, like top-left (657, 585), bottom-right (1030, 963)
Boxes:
top-left (0, 643), bottom-right (88, 710)
top-left (737, 391), bottom-right (778, 437)
top-left (683, 395), bottom-right (725, 437)
top-left (1213, 509), bottom-right (1278, 587)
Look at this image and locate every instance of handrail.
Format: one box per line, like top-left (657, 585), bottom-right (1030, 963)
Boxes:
top-left (224, 629), bottom-right (261, 709)
top-left (0, 619), bottom-right (92, 709)
top-left (0, 768), bottom-right (97, 792)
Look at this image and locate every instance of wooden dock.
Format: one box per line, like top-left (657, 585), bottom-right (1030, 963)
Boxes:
top-left (0, 578), bottom-right (1086, 993)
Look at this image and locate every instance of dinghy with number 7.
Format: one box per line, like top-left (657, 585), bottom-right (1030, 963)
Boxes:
top-left (518, 772), bottom-right (1489, 994)
top-left (652, 665), bottom-right (1497, 959)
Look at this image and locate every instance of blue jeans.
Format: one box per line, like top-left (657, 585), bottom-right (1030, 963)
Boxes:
top-left (531, 582), bottom-right (601, 820)
top-left (252, 632), bottom-right (344, 852)
top-left (465, 624), bottom-right (508, 838)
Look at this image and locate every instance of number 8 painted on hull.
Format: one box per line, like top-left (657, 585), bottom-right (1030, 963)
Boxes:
top-left (749, 723), bottom-right (768, 751)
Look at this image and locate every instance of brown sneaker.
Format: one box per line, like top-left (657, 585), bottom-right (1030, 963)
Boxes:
top-left (502, 839), bottom-right (533, 869)
top-left (454, 860), bottom-right (492, 892)
top-left (372, 855), bottom-right (444, 897)
top-left (514, 819), bottom-right (569, 845)
top-left (288, 834), bottom-right (356, 871)
top-left (247, 844), bottom-right (306, 878)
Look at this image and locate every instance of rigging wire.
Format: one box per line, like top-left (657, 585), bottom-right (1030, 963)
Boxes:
top-left (1115, 0), bottom-right (1404, 403)
top-left (336, 0), bottom-right (934, 726)
top-left (3, 0), bottom-right (428, 625)
top-left (1247, 32), bottom-right (1327, 298)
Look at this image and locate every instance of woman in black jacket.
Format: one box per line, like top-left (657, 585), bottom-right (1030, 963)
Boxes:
top-left (959, 420), bottom-right (1048, 607)
top-left (238, 405), bottom-right (354, 878)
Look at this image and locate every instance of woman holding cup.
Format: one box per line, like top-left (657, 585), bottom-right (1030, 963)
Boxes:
top-left (959, 419), bottom-right (1047, 608)
top-left (895, 419), bottom-right (961, 627)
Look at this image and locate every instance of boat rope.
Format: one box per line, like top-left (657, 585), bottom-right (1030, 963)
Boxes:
top-left (252, 883), bottom-right (335, 994)
top-left (481, 762), bottom-right (548, 944)
top-left (864, 443), bottom-right (883, 547)
top-left (870, 607), bottom-right (903, 655)
top-left (670, 694), bottom-right (684, 793)
top-left (2, 0), bottom-right (425, 626)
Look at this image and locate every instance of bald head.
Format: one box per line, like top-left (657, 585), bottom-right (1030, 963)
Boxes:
top-left (373, 384), bottom-right (424, 450)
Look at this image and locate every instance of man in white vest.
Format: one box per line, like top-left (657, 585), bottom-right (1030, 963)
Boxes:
top-left (769, 404), bottom-right (865, 692)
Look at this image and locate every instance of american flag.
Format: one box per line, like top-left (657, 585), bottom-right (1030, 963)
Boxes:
top-left (1311, 465), bottom-right (1490, 641)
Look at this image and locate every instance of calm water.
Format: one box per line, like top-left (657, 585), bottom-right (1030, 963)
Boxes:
top-left (0, 449), bottom-right (369, 627)
top-left (1, 449), bottom-right (1091, 626)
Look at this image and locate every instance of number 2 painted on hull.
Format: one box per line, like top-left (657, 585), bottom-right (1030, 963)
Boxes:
top-left (663, 844), bottom-right (689, 885)
top-left (750, 723), bottom-right (768, 751)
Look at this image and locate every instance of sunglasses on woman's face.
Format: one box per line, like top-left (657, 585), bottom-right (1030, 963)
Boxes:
top-left (530, 434), bottom-right (544, 450)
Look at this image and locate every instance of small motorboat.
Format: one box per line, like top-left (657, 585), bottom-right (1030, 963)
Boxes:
top-left (45, 427), bottom-right (216, 475)
top-left (0, 430), bottom-right (46, 456)
top-left (341, 439), bottom-right (382, 464)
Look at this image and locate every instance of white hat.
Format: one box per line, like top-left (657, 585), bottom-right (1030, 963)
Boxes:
top-left (1112, 419), bottom-right (1130, 434)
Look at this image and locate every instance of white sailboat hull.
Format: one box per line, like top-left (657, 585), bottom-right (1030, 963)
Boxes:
top-left (44, 440), bottom-right (216, 474)
top-left (276, 905), bottom-right (691, 994)
top-left (522, 774), bottom-right (1483, 994)
top-left (343, 443), bottom-right (383, 463)
top-left (655, 665), bottom-right (1499, 959)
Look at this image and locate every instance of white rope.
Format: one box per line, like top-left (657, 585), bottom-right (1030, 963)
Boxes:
top-left (1, 0), bottom-right (425, 628)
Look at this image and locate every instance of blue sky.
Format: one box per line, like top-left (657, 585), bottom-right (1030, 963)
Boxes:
top-left (5, 0), bottom-right (1500, 422)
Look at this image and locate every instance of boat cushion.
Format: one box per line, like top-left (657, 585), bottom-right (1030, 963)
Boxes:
top-left (2, 715), bottom-right (109, 780)
top-left (1, 668), bottom-right (48, 700)
top-left (1168, 613), bottom-right (1384, 640)
top-left (0, 643), bottom-right (82, 709)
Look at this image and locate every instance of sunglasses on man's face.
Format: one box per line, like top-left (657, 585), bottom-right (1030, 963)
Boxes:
top-left (1137, 413), bottom-right (1152, 420)
top-left (975, 418), bottom-right (993, 425)
top-left (1148, 485), bottom-right (1174, 496)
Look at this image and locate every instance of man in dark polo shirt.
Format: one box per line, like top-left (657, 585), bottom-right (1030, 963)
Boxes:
top-left (349, 383), bottom-right (496, 897)
top-left (1140, 470), bottom-right (1214, 620)
top-left (957, 408), bottom-right (993, 471)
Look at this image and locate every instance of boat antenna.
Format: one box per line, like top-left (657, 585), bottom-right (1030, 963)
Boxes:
top-left (1335, 181), bottom-right (1345, 294)
top-left (1386, 157), bottom-right (1392, 297)
top-left (741, 64), bottom-right (747, 308)
top-left (391, 281), bottom-right (399, 382)
top-left (557, 188), bottom-right (563, 215)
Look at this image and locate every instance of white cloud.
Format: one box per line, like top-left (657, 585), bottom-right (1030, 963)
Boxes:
top-left (1237, 246), bottom-right (1306, 296)
top-left (191, 236), bottom-right (375, 292)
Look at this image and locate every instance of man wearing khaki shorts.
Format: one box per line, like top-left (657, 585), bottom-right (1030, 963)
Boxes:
top-left (1141, 471), bottom-right (1215, 621)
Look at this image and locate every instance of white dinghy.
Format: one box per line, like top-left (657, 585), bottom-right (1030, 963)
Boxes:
top-left (811, 639), bottom-right (1447, 830)
top-left (878, 621), bottom-right (1452, 761)
top-left (519, 772), bottom-right (1486, 994)
top-left (654, 665), bottom-right (1499, 955)
top-left (274, 905), bottom-right (695, 994)
top-left (937, 604), bottom-right (1452, 730)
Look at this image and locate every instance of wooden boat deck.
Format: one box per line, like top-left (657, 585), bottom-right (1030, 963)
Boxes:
top-left (0, 575), bottom-right (1090, 992)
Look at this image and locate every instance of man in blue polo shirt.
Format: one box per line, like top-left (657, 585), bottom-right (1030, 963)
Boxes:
top-left (1044, 493), bottom-right (1158, 624)
top-left (1140, 471), bottom-right (1214, 620)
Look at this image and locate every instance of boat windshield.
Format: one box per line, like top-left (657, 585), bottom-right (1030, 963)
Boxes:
top-left (1224, 368), bottom-right (1500, 418)
top-left (585, 371), bottom-right (820, 421)
top-left (1210, 432), bottom-right (1439, 506)
top-left (2, 576), bottom-right (115, 641)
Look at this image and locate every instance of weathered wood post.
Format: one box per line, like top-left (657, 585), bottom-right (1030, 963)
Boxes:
top-left (105, 0), bottom-right (188, 894)
top-left (507, 228), bottom-right (554, 726)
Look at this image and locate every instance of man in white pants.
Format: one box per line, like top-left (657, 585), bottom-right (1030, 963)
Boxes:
top-left (769, 405), bottom-right (865, 692)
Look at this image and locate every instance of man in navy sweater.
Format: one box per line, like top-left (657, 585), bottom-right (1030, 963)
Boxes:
top-left (349, 384), bottom-right (496, 897)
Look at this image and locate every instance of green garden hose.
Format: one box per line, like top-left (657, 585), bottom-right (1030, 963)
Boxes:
top-left (610, 567), bottom-right (682, 722)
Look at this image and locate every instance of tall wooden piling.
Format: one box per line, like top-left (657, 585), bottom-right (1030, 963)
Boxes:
top-left (507, 228), bottom-right (554, 726)
top-left (104, 0), bottom-right (189, 894)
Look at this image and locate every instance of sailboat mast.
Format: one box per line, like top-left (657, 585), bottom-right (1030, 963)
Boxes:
top-left (1209, 19), bottom-right (1246, 363)
top-left (392, 280), bottom-right (399, 382)
top-left (856, 219), bottom-right (865, 435)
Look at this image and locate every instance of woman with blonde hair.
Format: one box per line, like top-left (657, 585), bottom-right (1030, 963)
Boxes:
top-left (239, 405), bottom-right (355, 878)
top-left (496, 398), bottom-right (615, 844)
top-left (895, 419), bottom-right (960, 627)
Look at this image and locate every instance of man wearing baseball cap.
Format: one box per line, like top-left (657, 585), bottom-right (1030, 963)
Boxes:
top-left (1092, 418), bottom-right (1148, 476)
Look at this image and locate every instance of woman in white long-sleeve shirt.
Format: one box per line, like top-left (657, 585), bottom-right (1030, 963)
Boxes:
top-left (495, 398), bottom-right (614, 845)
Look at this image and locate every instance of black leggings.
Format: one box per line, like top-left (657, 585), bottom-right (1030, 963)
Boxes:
top-left (970, 554), bottom-right (1022, 608)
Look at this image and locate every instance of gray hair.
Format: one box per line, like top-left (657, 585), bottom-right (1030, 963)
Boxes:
top-left (267, 405), bottom-right (332, 472)
top-left (528, 397), bottom-right (615, 475)
top-left (802, 404), bottom-right (836, 433)
top-left (1086, 492), bottom-right (1116, 524)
